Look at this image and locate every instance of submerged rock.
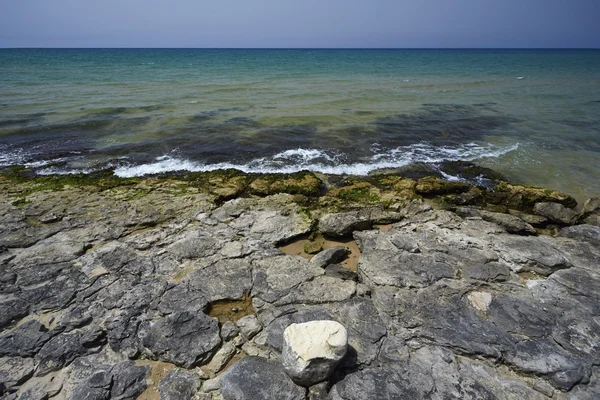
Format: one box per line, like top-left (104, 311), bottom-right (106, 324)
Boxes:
top-left (282, 320), bottom-right (348, 386)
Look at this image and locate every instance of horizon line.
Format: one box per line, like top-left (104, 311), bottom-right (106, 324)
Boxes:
top-left (1, 47), bottom-right (599, 50)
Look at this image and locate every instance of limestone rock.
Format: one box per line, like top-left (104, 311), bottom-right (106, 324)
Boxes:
top-left (138, 311), bottom-right (221, 368)
top-left (533, 202), bottom-right (578, 225)
top-left (310, 246), bottom-right (349, 268)
top-left (318, 211), bottom-right (371, 238)
top-left (477, 210), bottom-right (537, 235)
top-left (236, 315), bottom-right (262, 339)
top-left (220, 321), bottom-right (239, 341)
top-left (281, 320), bottom-right (348, 386)
top-left (158, 369), bottom-right (198, 400)
top-left (324, 264), bottom-right (358, 281)
top-left (558, 224), bottom-right (600, 246)
top-left (0, 357), bottom-right (34, 389)
top-left (220, 356), bottom-right (306, 400)
top-left (0, 321), bottom-right (53, 358)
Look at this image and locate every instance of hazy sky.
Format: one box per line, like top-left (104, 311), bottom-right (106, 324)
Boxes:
top-left (1, 0), bottom-right (599, 48)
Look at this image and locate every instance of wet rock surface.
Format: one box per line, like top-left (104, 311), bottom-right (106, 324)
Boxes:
top-left (1, 169), bottom-right (599, 399)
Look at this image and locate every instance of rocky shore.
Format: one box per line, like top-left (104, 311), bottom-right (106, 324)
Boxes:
top-left (1, 163), bottom-right (599, 399)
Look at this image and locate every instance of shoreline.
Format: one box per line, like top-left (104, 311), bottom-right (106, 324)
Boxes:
top-left (1, 161), bottom-right (600, 398)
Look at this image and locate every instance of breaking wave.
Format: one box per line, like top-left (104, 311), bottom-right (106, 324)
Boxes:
top-left (112, 142), bottom-right (519, 178)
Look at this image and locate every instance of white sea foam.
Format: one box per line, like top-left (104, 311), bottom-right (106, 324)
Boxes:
top-left (113, 142), bottom-right (519, 178)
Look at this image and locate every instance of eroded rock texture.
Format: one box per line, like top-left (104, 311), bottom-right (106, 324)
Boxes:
top-left (1, 172), bottom-right (599, 400)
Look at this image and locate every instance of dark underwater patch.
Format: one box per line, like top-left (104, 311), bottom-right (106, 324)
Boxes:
top-left (373, 104), bottom-right (520, 147)
top-left (0, 112), bottom-right (46, 128)
top-left (558, 119), bottom-right (600, 127)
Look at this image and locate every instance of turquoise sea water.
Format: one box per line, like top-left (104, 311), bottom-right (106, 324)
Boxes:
top-left (1, 49), bottom-right (599, 201)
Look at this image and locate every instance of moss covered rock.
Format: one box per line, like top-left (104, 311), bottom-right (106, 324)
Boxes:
top-left (415, 176), bottom-right (472, 196)
top-left (493, 182), bottom-right (577, 211)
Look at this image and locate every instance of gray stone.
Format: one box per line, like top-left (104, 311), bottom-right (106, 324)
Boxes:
top-left (558, 224), bottom-right (600, 246)
top-left (204, 343), bottom-right (237, 376)
top-left (310, 246), bottom-right (349, 268)
top-left (158, 283), bottom-right (209, 315)
top-left (138, 311), bottom-right (221, 368)
top-left (235, 315), bottom-right (262, 339)
top-left (580, 197), bottom-right (600, 219)
top-left (104, 311), bottom-right (142, 359)
top-left (0, 321), bottom-right (53, 357)
top-left (477, 210), bottom-right (537, 235)
top-left (35, 325), bottom-right (106, 376)
top-left (318, 211), bottom-right (371, 238)
top-left (330, 368), bottom-right (419, 400)
top-left (0, 298), bottom-right (29, 329)
top-left (533, 202), bottom-right (578, 225)
top-left (505, 338), bottom-right (591, 390)
top-left (324, 264), bottom-right (358, 281)
top-left (158, 369), bottom-right (197, 400)
top-left (220, 357), bottom-right (306, 400)
top-left (110, 362), bottom-right (150, 400)
top-left (276, 276), bottom-right (356, 306)
top-left (0, 356), bottom-right (34, 388)
top-left (184, 259), bottom-right (253, 302)
top-left (220, 321), bottom-right (239, 341)
top-left (68, 366), bottom-right (113, 400)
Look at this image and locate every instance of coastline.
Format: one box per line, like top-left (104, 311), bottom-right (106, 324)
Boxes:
top-left (1, 164), bottom-right (600, 398)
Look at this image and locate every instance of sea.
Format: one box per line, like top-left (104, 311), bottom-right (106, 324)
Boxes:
top-left (1, 49), bottom-right (599, 202)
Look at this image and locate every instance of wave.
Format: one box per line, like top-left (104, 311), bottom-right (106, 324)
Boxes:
top-left (112, 142), bottom-right (519, 178)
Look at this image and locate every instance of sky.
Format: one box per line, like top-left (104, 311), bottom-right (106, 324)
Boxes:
top-left (1, 0), bottom-right (599, 48)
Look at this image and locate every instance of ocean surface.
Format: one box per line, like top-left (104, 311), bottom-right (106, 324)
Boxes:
top-left (1, 49), bottom-right (599, 201)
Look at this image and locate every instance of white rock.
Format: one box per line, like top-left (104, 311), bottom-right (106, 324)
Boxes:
top-left (281, 320), bottom-right (348, 386)
top-left (467, 291), bottom-right (492, 313)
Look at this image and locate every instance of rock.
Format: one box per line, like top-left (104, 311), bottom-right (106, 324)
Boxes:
top-left (330, 368), bottom-right (419, 400)
top-left (533, 202), bottom-right (578, 225)
top-left (276, 276), bottom-right (356, 306)
top-left (158, 283), bottom-right (209, 315)
top-left (183, 259), bottom-right (253, 302)
top-left (158, 369), bottom-right (197, 400)
top-left (236, 315), bottom-right (262, 339)
top-left (477, 210), bottom-right (537, 235)
top-left (493, 182), bottom-right (577, 210)
top-left (324, 264), bottom-right (358, 281)
top-left (0, 298), bottom-right (29, 329)
top-left (318, 211), bottom-right (371, 238)
top-left (518, 213), bottom-right (548, 226)
top-left (68, 365), bottom-right (113, 400)
top-left (281, 320), bottom-right (348, 386)
top-left (220, 357), bottom-right (306, 400)
top-left (35, 325), bottom-right (106, 376)
top-left (581, 197), bottom-right (600, 219)
top-left (415, 176), bottom-right (471, 196)
top-left (69, 361), bottom-right (149, 400)
top-left (201, 376), bottom-right (221, 393)
top-left (310, 246), bottom-right (349, 268)
top-left (110, 362), bottom-right (150, 400)
top-left (0, 321), bottom-right (53, 357)
top-left (0, 357), bottom-right (34, 388)
top-left (204, 343), bottom-right (236, 376)
top-left (220, 321), bottom-right (239, 341)
top-left (138, 311), bottom-right (221, 368)
top-left (558, 224), bottom-right (600, 246)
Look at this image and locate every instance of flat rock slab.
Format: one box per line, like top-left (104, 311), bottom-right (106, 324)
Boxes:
top-left (220, 356), bottom-right (306, 400)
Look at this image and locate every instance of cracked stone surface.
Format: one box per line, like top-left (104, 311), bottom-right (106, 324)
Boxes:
top-left (1, 175), bottom-right (599, 400)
